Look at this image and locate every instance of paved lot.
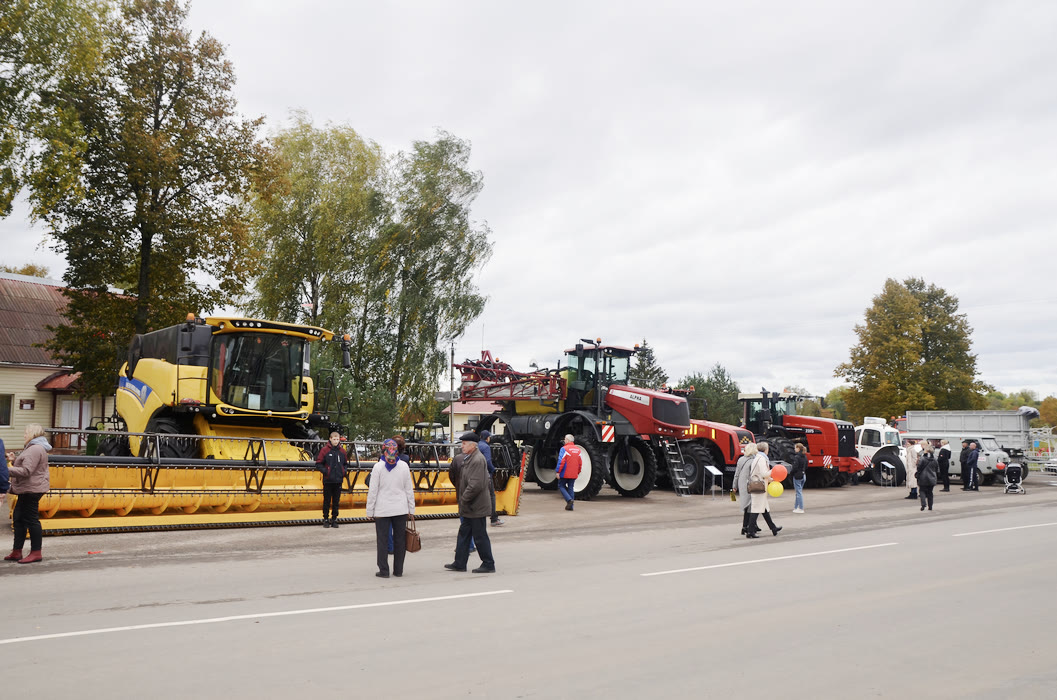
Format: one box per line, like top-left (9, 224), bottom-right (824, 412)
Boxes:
top-left (3, 480), bottom-right (1056, 698)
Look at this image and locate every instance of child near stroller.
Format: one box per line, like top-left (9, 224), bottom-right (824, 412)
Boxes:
top-left (1003, 462), bottom-right (1026, 494)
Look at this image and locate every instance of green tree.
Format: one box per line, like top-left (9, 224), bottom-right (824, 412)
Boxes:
top-left (904, 277), bottom-right (992, 410)
top-left (0, 0), bottom-right (105, 214)
top-left (245, 113), bottom-right (385, 333)
top-left (1038, 396), bottom-right (1057, 429)
top-left (36, 0), bottom-right (266, 393)
top-left (45, 288), bottom-right (134, 398)
top-left (632, 339), bottom-right (668, 389)
top-left (824, 386), bottom-right (852, 421)
top-left (0, 263), bottom-right (50, 277)
top-left (677, 363), bottom-right (741, 425)
top-left (245, 127), bottom-right (491, 424)
top-left (835, 278), bottom-right (990, 422)
top-left (376, 132), bottom-right (490, 418)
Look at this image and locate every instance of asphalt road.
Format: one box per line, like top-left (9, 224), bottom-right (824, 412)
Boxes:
top-left (3, 481), bottom-right (1057, 699)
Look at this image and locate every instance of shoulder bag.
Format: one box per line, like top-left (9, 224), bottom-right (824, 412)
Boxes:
top-left (747, 456), bottom-right (767, 493)
top-left (405, 513), bottom-right (422, 553)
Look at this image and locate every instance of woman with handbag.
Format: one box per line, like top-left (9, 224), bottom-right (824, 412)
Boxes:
top-left (746, 441), bottom-right (782, 539)
top-left (366, 439), bottom-right (415, 578)
top-left (733, 442), bottom-right (759, 536)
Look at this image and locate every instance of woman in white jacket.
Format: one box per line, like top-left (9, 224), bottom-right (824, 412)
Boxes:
top-left (746, 441), bottom-right (782, 539)
top-left (366, 439), bottom-right (416, 578)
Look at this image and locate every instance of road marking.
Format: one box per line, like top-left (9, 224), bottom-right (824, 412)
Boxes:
top-left (953, 522), bottom-right (1057, 537)
top-left (641, 543), bottom-right (899, 577)
top-left (0, 590), bottom-right (514, 647)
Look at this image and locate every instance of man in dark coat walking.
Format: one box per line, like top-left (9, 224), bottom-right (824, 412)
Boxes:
top-left (445, 432), bottom-right (496, 573)
top-left (959, 440), bottom-right (971, 490)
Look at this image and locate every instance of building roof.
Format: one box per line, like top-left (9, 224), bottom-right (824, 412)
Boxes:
top-left (0, 273), bottom-right (68, 366)
top-left (36, 370), bottom-right (81, 391)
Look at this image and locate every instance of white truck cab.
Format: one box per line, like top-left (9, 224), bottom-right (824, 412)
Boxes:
top-left (855, 417), bottom-right (909, 486)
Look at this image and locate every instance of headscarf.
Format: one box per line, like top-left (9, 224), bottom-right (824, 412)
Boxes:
top-left (382, 438), bottom-right (399, 470)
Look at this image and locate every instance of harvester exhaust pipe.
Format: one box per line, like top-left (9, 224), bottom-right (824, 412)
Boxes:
top-left (341, 334), bottom-right (352, 369)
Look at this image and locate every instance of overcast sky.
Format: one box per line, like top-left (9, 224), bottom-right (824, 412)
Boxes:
top-left (3, 0), bottom-right (1056, 400)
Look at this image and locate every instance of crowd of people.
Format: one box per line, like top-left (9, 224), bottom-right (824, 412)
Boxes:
top-left (0, 423), bottom-right (1007, 574)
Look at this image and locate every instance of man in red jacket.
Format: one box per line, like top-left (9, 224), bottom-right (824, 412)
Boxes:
top-left (557, 434), bottom-right (582, 511)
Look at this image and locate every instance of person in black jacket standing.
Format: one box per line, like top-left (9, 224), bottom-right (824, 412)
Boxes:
top-left (937, 440), bottom-right (951, 492)
top-left (791, 442), bottom-right (807, 513)
top-left (959, 440), bottom-right (971, 490)
top-left (315, 432), bottom-right (348, 528)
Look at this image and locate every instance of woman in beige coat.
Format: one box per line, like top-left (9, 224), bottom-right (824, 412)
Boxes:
top-left (5, 423), bottom-right (51, 564)
top-left (746, 441), bottom-right (782, 539)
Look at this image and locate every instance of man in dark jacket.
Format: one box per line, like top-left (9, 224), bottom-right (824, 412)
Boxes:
top-left (937, 440), bottom-right (952, 492)
top-left (959, 440), bottom-right (971, 490)
top-left (315, 432), bottom-right (348, 527)
top-left (446, 432), bottom-right (496, 573)
top-left (965, 441), bottom-right (980, 491)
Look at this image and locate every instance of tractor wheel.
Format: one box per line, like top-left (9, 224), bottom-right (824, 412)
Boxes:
top-left (572, 435), bottom-right (607, 500)
top-left (141, 416), bottom-right (197, 459)
top-left (765, 436), bottom-right (796, 465)
top-left (677, 442), bottom-right (713, 495)
top-left (96, 436), bottom-right (131, 457)
top-left (816, 469), bottom-right (839, 488)
top-left (533, 449), bottom-right (559, 491)
top-left (609, 437), bottom-right (657, 498)
top-left (834, 471), bottom-right (849, 487)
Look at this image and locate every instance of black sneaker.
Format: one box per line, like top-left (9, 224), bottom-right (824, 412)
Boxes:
top-left (444, 563), bottom-right (467, 572)
top-left (323, 520), bottom-right (331, 528)
top-left (331, 520), bottom-right (339, 529)
top-left (472, 565), bottom-right (496, 574)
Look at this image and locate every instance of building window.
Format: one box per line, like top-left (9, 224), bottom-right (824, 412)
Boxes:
top-left (0, 394), bottom-right (11, 427)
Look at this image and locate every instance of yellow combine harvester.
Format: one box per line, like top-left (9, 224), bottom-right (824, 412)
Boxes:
top-left (32, 315), bottom-right (524, 534)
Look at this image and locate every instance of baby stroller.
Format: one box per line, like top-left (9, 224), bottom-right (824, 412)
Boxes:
top-left (1003, 463), bottom-right (1026, 494)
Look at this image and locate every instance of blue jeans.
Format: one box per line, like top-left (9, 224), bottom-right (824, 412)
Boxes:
top-left (793, 476), bottom-right (806, 510)
top-left (558, 478), bottom-right (576, 503)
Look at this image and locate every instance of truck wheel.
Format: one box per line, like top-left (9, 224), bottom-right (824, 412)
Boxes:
top-left (573, 436), bottom-right (607, 500)
top-left (869, 448), bottom-right (906, 487)
top-left (678, 443), bottom-right (712, 494)
top-left (609, 437), bottom-right (657, 498)
top-left (142, 416), bottom-right (196, 459)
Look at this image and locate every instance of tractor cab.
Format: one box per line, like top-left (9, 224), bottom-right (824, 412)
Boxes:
top-left (739, 390), bottom-right (803, 436)
top-left (563, 339), bottom-right (635, 411)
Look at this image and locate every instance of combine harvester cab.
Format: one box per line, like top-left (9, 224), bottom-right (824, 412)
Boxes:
top-left (739, 388), bottom-right (864, 487)
top-left (456, 339), bottom-right (694, 501)
top-left (37, 315), bottom-right (467, 534)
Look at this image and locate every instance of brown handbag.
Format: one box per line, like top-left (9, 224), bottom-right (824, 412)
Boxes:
top-left (747, 478), bottom-right (767, 494)
top-left (405, 514), bottom-right (421, 553)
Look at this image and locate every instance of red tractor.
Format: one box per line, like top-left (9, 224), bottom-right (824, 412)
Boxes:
top-left (662, 387), bottom-right (756, 492)
top-left (456, 339), bottom-right (694, 499)
top-left (739, 389), bottom-right (864, 487)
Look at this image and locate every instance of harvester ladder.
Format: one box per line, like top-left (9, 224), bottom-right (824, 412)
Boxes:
top-left (656, 436), bottom-right (691, 496)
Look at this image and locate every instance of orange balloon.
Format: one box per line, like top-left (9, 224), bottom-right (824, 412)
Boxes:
top-left (771, 464), bottom-right (788, 482)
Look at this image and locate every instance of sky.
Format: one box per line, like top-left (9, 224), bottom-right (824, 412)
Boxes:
top-left (3, 0), bottom-right (1056, 400)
